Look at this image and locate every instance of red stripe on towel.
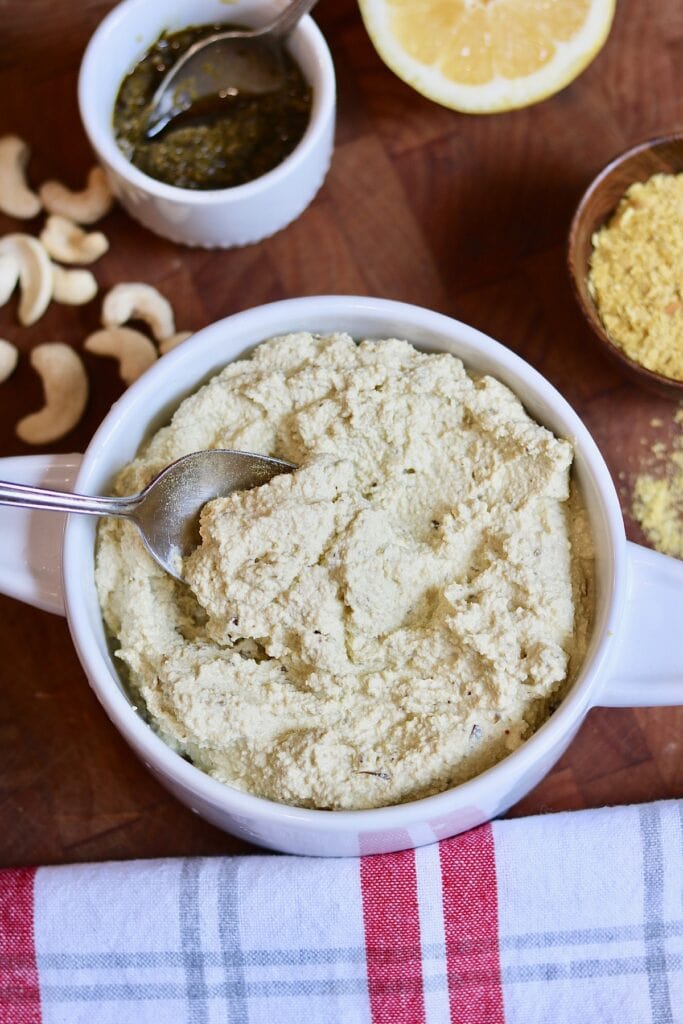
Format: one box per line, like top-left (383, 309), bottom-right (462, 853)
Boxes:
top-left (361, 849), bottom-right (426, 1024)
top-left (0, 868), bottom-right (41, 1023)
top-left (440, 824), bottom-right (505, 1023)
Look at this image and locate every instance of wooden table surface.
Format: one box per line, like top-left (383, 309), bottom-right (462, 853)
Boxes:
top-left (1, 0), bottom-right (682, 867)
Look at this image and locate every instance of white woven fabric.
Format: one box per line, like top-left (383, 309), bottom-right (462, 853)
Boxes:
top-left (1, 800), bottom-right (681, 1023)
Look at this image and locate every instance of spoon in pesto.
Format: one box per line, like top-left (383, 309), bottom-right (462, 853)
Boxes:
top-left (0, 449), bottom-right (295, 583)
top-left (145, 0), bottom-right (320, 139)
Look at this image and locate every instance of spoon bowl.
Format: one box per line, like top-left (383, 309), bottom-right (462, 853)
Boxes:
top-left (146, 0), bottom-right (320, 138)
top-left (0, 449), bottom-right (295, 582)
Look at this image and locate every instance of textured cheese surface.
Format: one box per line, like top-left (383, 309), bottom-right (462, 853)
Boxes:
top-left (96, 333), bottom-right (593, 809)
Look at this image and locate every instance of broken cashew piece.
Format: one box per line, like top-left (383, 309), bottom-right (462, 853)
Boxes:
top-left (102, 282), bottom-right (175, 342)
top-left (40, 214), bottom-right (109, 265)
top-left (39, 166), bottom-right (114, 225)
top-left (0, 135), bottom-right (42, 219)
top-left (159, 330), bottom-right (193, 355)
top-left (0, 339), bottom-right (19, 383)
top-left (0, 234), bottom-right (53, 325)
top-left (16, 343), bottom-right (88, 445)
top-left (85, 327), bottom-right (157, 385)
top-left (52, 264), bottom-right (98, 305)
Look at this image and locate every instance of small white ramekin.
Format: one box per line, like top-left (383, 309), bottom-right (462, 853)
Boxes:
top-left (78, 0), bottom-right (336, 248)
top-left (1, 297), bottom-right (682, 857)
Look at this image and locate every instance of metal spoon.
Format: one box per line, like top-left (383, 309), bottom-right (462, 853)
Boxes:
top-left (145, 0), bottom-right (320, 139)
top-left (0, 449), bottom-right (295, 582)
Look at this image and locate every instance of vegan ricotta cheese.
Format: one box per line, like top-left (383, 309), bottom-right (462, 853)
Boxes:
top-left (96, 332), bottom-right (594, 810)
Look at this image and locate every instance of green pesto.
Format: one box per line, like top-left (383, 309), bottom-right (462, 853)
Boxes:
top-left (113, 23), bottom-right (312, 191)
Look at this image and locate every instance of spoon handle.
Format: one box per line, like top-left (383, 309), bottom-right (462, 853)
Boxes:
top-left (0, 479), bottom-right (138, 519)
top-left (270, 0), bottom-right (321, 39)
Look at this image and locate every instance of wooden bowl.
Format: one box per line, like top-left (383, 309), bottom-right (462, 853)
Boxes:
top-left (568, 133), bottom-right (683, 399)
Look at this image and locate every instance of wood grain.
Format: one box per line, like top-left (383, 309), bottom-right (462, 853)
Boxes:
top-left (0, 0), bottom-right (681, 866)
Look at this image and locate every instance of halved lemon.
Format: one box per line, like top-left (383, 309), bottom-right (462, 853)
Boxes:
top-left (358, 0), bottom-right (617, 113)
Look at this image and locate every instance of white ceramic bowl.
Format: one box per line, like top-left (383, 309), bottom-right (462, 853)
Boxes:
top-left (1, 297), bottom-right (682, 856)
top-left (78, 0), bottom-right (336, 247)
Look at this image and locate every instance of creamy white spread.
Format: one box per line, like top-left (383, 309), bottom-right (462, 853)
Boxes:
top-left (96, 333), bottom-right (593, 809)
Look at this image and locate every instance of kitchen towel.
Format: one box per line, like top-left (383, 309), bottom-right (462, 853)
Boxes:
top-left (1, 799), bottom-right (682, 1024)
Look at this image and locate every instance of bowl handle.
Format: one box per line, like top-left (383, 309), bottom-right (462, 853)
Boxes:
top-left (598, 541), bottom-right (683, 707)
top-left (0, 453), bottom-right (82, 616)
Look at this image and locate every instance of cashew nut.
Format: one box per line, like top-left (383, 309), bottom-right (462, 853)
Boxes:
top-left (16, 343), bottom-right (88, 445)
top-left (0, 234), bottom-right (53, 325)
top-left (0, 135), bottom-right (42, 219)
top-left (0, 253), bottom-right (19, 305)
top-left (39, 166), bottom-right (114, 225)
top-left (52, 264), bottom-right (98, 305)
top-left (159, 330), bottom-right (193, 355)
top-left (102, 282), bottom-right (175, 342)
top-left (85, 327), bottom-right (157, 385)
top-left (40, 214), bottom-right (109, 265)
top-left (0, 339), bottom-right (18, 383)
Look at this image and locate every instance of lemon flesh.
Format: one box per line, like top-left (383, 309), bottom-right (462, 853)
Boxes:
top-left (359, 0), bottom-right (617, 113)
